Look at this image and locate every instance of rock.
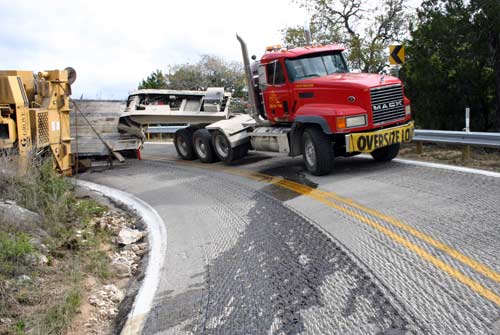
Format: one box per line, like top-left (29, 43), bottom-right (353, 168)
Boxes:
top-left (103, 284), bottom-right (124, 303)
top-left (16, 275), bottom-right (31, 283)
top-left (24, 253), bottom-right (39, 266)
top-left (130, 243), bottom-right (148, 256)
top-left (117, 228), bottom-right (144, 245)
top-left (88, 295), bottom-right (98, 306)
top-left (0, 317), bottom-right (12, 325)
top-left (38, 254), bottom-right (49, 265)
top-left (111, 260), bottom-right (131, 278)
top-left (0, 200), bottom-right (47, 239)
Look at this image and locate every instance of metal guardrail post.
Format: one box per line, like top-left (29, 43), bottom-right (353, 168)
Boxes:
top-left (462, 145), bottom-right (471, 161)
top-left (462, 107), bottom-right (471, 161)
top-left (416, 142), bottom-right (423, 154)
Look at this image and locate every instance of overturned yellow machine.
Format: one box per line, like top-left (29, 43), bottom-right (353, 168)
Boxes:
top-left (0, 68), bottom-right (76, 175)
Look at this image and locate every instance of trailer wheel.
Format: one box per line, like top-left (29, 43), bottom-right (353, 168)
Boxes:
top-left (193, 129), bottom-right (218, 163)
top-left (237, 142), bottom-right (249, 158)
top-left (371, 143), bottom-right (400, 162)
top-left (302, 127), bottom-right (334, 176)
top-left (174, 128), bottom-right (196, 160)
top-left (212, 130), bottom-right (235, 163)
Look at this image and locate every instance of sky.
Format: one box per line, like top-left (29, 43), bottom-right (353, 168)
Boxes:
top-left (0, 0), bottom-right (421, 100)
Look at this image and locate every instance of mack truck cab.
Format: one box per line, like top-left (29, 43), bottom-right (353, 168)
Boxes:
top-left (195, 36), bottom-right (414, 175)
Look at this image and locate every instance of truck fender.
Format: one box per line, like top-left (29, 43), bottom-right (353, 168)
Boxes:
top-left (290, 116), bottom-right (332, 157)
top-left (206, 114), bottom-right (254, 148)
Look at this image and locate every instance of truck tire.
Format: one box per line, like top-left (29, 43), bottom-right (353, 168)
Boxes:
top-left (371, 143), bottom-right (400, 162)
top-left (302, 127), bottom-right (334, 176)
top-left (193, 129), bottom-right (218, 163)
top-left (212, 130), bottom-right (247, 164)
top-left (236, 141), bottom-right (249, 158)
top-left (174, 128), bottom-right (196, 160)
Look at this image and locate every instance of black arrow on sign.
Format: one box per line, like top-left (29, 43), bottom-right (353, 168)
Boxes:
top-left (391, 45), bottom-right (403, 64)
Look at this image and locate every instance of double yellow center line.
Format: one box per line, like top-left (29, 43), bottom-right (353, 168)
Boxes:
top-left (147, 156), bottom-right (500, 307)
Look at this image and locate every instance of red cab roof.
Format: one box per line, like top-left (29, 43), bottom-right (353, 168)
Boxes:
top-left (261, 44), bottom-right (345, 62)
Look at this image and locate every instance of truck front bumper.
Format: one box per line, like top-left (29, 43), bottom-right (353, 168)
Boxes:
top-left (345, 121), bottom-right (414, 153)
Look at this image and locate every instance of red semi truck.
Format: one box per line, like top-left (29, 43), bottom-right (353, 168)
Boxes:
top-left (201, 35), bottom-right (413, 175)
top-left (122, 35), bottom-right (414, 175)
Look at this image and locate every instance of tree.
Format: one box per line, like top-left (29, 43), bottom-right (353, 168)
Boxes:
top-left (469, 0), bottom-right (500, 130)
top-left (402, 0), bottom-right (498, 130)
top-left (138, 69), bottom-right (167, 89)
top-left (138, 56), bottom-right (246, 97)
top-left (166, 55), bottom-right (246, 97)
top-left (282, 0), bottom-right (409, 72)
top-left (281, 20), bottom-right (341, 47)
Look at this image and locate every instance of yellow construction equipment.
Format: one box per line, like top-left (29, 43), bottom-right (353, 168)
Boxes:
top-left (0, 68), bottom-right (76, 175)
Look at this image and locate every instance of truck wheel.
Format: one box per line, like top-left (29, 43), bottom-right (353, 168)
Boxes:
top-left (236, 142), bottom-right (249, 159)
top-left (174, 128), bottom-right (196, 160)
top-left (212, 130), bottom-right (235, 163)
top-left (302, 127), bottom-right (334, 176)
top-left (193, 129), bottom-right (218, 163)
top-left (371, 143), bottom-right (400, 162)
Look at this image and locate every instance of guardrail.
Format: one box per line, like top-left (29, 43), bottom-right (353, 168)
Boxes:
top-left (413, 130), bottom-right (500, 148)
top-left (413, 129), bottom-right (500, 160)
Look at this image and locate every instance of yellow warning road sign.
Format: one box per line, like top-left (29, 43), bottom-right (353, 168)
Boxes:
top-left (389, 45), bottom-right (405, 65)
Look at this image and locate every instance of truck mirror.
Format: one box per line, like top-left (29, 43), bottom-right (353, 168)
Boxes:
top-left (258, 65), bottom-right (267, 89)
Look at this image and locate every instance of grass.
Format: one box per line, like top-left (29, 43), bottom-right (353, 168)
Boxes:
top-left (86, 249), bottom-right (111, 280)
top-left (75, 198), bottom-right (106, 224)
top-left (38, 288), bottom-right (82, 335)
top-left (0, 153), bottom-right (115, 335)
top-left (0, 231), bottom-right (34, 277)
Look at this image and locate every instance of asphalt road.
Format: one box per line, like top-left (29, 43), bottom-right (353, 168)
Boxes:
top-left (80, 143), bottom-right (500, 335)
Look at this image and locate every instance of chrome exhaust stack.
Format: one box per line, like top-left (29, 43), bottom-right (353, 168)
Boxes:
top-left (236, 34), bottom-right (269, 126)
top-left (304, 22), bottom-right (312, 46)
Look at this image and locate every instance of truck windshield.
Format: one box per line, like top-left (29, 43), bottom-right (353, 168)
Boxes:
top-left (285, 52), bottom-right (349, 82)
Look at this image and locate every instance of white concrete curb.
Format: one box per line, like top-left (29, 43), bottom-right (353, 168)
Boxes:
top-left (76, 180), bottom-right (167, 335)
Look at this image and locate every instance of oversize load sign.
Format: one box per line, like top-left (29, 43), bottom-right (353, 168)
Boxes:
top-left (349, 122), bottom-right (414, 153)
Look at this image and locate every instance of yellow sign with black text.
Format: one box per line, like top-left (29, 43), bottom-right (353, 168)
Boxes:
top-left (348, 122), bottom-right (414, 153)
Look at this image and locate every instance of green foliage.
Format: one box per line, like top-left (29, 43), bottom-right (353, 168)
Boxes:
top-left (86, 250), bottom-right (110, 279)
top-left (0, 232), bottom-right (34, 277)
top-left (39, 288), bottom-right (81, 335)
top-left (283, 0), bottom-right (410, 72)
top-left (138, 69), bottom-right (167, 89)
top-left (402, 0), bottom-right (499, 130)
top-left (0, 155), bottom-right (115, 335)
top-left (281, 21), bottom-right (341, 46)
top-left (139, 55), bottom-right (246, 97)
top-left (10, 320), bottom-right (26, 335)
top-left (7, 162), bottom-right (75, 237)
top-left (74, 199), bottom-right (106, 224)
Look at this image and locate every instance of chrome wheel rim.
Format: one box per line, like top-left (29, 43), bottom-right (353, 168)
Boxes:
top-left (214, 134), bottom-right (229, 158)
top-left (304, 136), bottom-right (316, 167)
top-left (195, 137), bottom-right (207, 158)
top-left (177, 137), bottom-right (188, 156)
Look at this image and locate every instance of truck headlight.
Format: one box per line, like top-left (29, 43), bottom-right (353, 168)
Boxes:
top-left (346, 115), bottom-right (367, 128)
top-left (405, 105), bottom-right (411, 116)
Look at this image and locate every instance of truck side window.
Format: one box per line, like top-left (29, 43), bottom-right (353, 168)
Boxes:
top-left (266, 61), bottom-right (286, 85)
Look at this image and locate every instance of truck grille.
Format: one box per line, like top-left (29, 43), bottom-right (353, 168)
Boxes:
top-left (370, 84), bottom-right (405, 125)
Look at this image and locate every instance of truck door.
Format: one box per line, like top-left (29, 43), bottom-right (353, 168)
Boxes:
top-left (262, 60), bottom-right (292, 123)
